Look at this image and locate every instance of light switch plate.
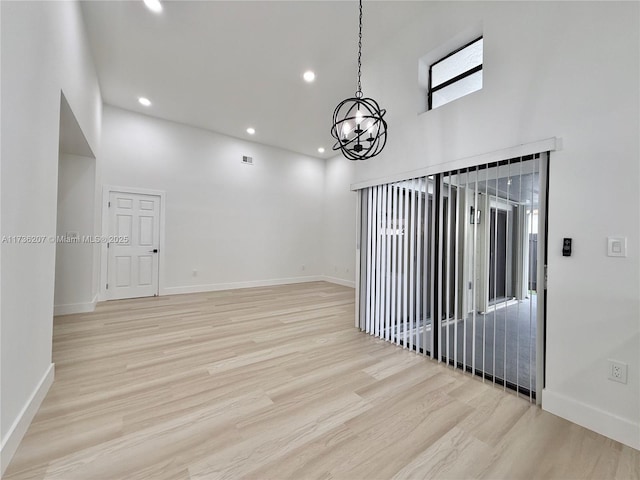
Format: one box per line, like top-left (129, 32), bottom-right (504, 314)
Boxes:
top-left (607, 237), bottom-right (627, 257)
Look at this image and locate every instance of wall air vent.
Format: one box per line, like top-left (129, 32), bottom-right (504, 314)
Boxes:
top-left (242, 156), bottom-right (253, 165)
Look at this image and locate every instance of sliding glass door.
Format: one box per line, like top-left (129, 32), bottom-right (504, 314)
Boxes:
top-left (356, 154), bottom-right (548, 401)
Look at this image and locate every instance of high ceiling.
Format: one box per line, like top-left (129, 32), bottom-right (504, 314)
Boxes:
top-left (80, 1), bottom-right (429, 159)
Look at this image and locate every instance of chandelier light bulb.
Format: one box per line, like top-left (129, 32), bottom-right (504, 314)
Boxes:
top-left (342, 122), bottom-right (351, 139)
top-left (364, 119), bottom-right (375, 140)
top-left (364, 118), bottom-right (374, 133)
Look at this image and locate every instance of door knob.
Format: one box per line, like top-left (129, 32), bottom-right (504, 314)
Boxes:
top-left (149, 249), bottom-right (158, 253)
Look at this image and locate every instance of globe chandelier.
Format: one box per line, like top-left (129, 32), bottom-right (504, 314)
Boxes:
top-left (330, 0), bottom-right (388, 161)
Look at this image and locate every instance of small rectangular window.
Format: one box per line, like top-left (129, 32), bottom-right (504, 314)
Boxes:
top-left (429, 37), bottom-right (483, 110)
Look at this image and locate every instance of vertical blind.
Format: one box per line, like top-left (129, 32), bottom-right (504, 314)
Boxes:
top-left (360, 178), bottom-right (433, 355)
top-left (356, 154), bottom-right (547, 401)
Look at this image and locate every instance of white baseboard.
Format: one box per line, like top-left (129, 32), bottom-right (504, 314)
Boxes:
top-left (321, 275), bottom-right (355, 288)
top-left (162, 275), bottom-right (326, 295)
top-left (1, 363), bottom-right (55, 475)
top-left (54, 294), bottom-right (97, 316)
top-left (542, 388), bottom-right (640, 450)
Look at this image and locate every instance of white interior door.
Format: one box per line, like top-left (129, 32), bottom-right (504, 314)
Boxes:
top-left (107, 191), bottom-right (160, 300)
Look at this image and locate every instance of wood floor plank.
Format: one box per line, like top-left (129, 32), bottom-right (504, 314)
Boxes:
top-left (4, 281), bottom-right (638, 480)
top-left (390, 426), bottom-right (494, 480)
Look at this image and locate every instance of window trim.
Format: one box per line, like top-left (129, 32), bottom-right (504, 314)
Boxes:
top-left (428, 36), bottom-right (483, 110)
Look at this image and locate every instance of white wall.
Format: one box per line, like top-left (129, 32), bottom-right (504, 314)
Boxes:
top-left (100, 106), bottom-right (325, 293)
top-left (323, 155), bottom-right (357, 287)
top-left (54, 154), bottom-right (97, 313)
top-left (342, 1), bottom-right (639, 448)
top-left (0, 1), bottom-right (102, 471)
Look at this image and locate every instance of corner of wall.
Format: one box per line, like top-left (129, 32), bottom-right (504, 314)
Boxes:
top-left (320, 155), bottom-right (357, 285)
top-left (320, 155), bottom-right (330, 277)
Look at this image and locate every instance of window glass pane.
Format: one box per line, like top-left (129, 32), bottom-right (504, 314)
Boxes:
top-left (431, 70), bottom-right (482, 109)
top-left (431, 38), bottom-right (483, 88)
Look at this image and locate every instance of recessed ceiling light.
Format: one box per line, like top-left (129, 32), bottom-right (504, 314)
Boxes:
top-left (317, 147), bottom-right (325, 153)
top-left (303, 71), bottom-right (316, 83)
top-left (246, 127), bottom-right (255, 135)
top-left (143, 0), bottom-right (163, 13)
top-left (138, 97), bottom-right (151, 107)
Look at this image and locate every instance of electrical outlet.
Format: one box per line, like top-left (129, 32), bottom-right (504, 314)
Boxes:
top-left (608, 360), bottom-right (628, 384)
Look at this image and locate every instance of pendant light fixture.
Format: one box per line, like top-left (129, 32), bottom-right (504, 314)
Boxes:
top-left (331, 0), bottom-right (387, 161)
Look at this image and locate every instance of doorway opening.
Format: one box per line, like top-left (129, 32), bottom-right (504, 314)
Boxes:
top-left (488, 208), bottom-right (514, 305)
top-left (54, 93), bottom-right (98, 316)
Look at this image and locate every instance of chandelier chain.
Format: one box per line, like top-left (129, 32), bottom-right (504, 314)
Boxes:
top-left (356, 0), bottom-right (363, 98)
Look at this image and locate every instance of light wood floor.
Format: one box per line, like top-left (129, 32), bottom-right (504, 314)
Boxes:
top-left (5, 282), bottom-right (639, 479)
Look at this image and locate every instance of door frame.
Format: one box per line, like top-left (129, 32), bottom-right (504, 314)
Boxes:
top-left (100, 185), bottom-right (166, 301)
top-left (536, 153), bottom-right (549, 404)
